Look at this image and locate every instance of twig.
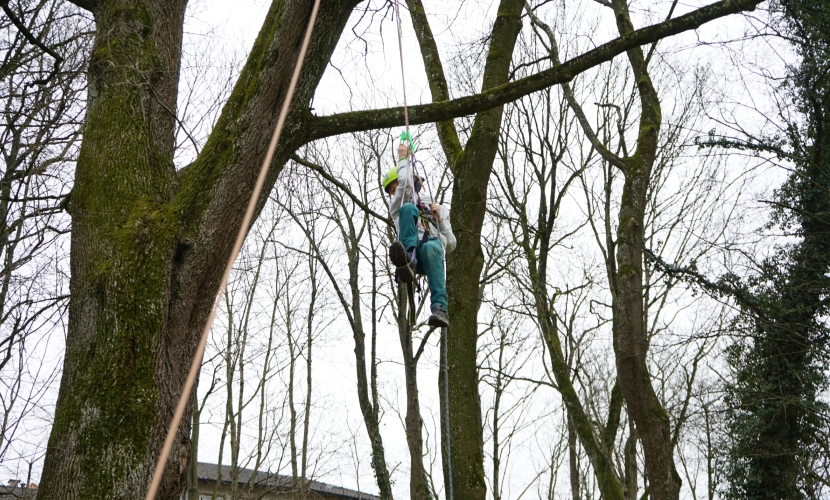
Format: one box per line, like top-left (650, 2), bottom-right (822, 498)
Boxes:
top-left (1, 0), bottom-right (64, 85)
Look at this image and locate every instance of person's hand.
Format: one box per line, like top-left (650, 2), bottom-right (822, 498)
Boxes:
top-left (398, 143), bottom-right (410, 160)
top-left (429, 203), bottom-right (443, 224)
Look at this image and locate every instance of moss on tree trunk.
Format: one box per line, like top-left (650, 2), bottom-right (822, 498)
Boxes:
top-left (443, 2), bottom-right (524, 499)
top-left (40, 1), bottom-right (360, 498)
top-left (608, 1), bottom-right (682, 499)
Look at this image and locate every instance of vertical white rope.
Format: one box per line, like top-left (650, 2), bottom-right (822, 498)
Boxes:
top-left (442, 326), bottom-right (454, 500)
top-left (393, 0), bottom-right (423, 211)
top-left (144, 1), bottom-right (321, 498)
top-left (393, 0), bottom-right (411, 145)
top-left (393, 1), bottom-right (439, 222)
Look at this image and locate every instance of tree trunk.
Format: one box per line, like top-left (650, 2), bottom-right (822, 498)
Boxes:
top-left (609, 1), bottom-right (682, 499)
top-left (39, 1), bottom-right (360, 498)
top-left (568, 417), bottom-right (580, 500)
top-left (39, 1), bottom-right (188, 497)
top-left (515, 164), bottom-right (625, 499)
top-left (340, 210), bottom-right (394, 499)
top-left (406, 1), bottom-right (525, 498)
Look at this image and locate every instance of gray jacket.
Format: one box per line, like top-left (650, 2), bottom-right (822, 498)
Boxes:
top-left (388, 158), bottom-right (456, 252)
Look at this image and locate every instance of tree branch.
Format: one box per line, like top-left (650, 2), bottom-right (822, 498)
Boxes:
top-left (0, 0), bottom-right (64, 85)
top-left (643, 247), bottom-right (766, 318)
top-left (405, 0), bottom-right (463, 164)
top-left (523, 1), bottom-right (628, 173)
top-left (306, 0), bottom-right (761, 142)
top-left (413, 326), bottom-right (436, 364)
top-left (288, 153), bottom-right (391, 223)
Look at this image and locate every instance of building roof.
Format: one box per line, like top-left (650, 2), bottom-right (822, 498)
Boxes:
top-left (0, 485), bottom-right (36, 499)
top-left (196, 462), bottom-right (380, 500)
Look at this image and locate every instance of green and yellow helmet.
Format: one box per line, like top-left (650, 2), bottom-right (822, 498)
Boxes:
top-left (382, 166), bottom-right (398, 193)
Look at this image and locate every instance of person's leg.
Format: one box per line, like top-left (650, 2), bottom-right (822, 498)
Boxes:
top-left (418, 238), bottom-right (447, 313)
top-left (397, 203), bottom-right (420, 252)
top-left (390, 203), bottom-right (420, 283)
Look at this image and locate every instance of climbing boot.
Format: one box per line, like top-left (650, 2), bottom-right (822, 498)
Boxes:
top-left (428, 305), bottom-right (449, 328)
top-left (389, 241), bottom-right (416, 284)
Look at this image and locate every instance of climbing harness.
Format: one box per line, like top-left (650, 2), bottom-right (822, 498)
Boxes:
top-left (144, 2), bottom-right (322, 499)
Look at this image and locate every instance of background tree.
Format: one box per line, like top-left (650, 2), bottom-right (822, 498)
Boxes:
top-left (280, 141), bottom-right (398, 499)
top-left (0, 0), bottom-right (88, 482)
top-left (719, 1), bottom-right (830, 497)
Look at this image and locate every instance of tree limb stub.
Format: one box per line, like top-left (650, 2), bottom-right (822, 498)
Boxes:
top-left (306, 0), bottom-right (760, 142)
top-left (66, 0), bottom-right (97, 12)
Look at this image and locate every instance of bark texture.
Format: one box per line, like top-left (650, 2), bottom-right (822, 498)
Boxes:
top-left (444, 2), bottom-right (523, 496)
top-left (40, 1), bottom-right (359, 498)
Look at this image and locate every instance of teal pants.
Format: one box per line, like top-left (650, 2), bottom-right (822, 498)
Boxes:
top-left (398, 203), bottom-right (447, 310)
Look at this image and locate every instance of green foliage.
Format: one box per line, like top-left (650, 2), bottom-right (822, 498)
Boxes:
top-left (722, 1), bottom-right (830, 497)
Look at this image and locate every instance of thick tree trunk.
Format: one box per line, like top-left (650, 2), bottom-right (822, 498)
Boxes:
top-left (444, 7), bottom-right (524, 500)
top-left (40, 1), bottom-right (359, 498)
top-left (39, 1), bottom-right (188, 497)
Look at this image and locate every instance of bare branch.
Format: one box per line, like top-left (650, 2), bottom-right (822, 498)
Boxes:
top-left (307, 0), bottom-right (762, 142)
top-left (523, 1), bottom-right (628, 172)
top-left (405, 0), bottom-right (463, 163)
top-left (0, 0), bottom-right (64, 85)
top-left (288, 153), bottom-right (390, 223)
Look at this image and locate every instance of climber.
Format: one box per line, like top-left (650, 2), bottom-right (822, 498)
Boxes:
top-left (383, 142), bottom-right (456, 328)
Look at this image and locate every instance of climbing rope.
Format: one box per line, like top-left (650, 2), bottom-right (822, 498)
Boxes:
top-left (393, 1), bottom-right (433, 208)
top-left (442, 326), bottom-right (454, 500)
top-left (144, 2), bottom-right (321, 498)
top-left (393, 0), bottom-right (411, 157)
top-left (393, 6), bottom-right (453, 499)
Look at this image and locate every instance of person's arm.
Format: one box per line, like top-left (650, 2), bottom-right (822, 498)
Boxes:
top-left (388, 144), bottom-right (413, 218)
top-left (437, 205), bottom-right (456, 253)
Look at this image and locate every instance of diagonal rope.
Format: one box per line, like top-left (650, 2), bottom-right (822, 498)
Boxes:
top-left (144, 1), bottom-right (321, 498)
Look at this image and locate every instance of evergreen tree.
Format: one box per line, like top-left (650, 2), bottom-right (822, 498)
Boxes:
top-left (724, 1), bottom-right (830, 498)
